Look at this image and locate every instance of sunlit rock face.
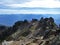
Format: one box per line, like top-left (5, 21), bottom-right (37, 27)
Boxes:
top-left (28, 43), bottom-right (38, 45)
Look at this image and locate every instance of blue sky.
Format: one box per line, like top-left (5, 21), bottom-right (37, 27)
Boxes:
top-left (0, 0), bottom-right (60, 14)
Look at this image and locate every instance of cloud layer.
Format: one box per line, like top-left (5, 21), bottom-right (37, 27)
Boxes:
top-left (6, 0), bottom-right (60, 8)
top-left (0, 0), bottom-right (60, 14)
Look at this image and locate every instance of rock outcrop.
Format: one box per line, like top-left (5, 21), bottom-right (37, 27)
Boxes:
top-left (0, 17), bottom-right (60, 45)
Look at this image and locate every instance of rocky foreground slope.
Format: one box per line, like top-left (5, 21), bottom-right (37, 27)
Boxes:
top-left (0, 17), bottom-right (60, 45)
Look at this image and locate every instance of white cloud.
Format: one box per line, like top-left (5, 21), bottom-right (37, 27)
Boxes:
top-left (6, 0), bottom-right (60, 8)
top-left (0, 9), bottom-right (60, 14)
top-left (0, 0), bottom-right (60, 14)
top-left (1, 0), bottom-right (60, 8)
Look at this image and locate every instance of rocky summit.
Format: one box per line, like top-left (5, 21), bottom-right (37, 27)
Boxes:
top-left (0, 17), bottom-right (60, 45)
